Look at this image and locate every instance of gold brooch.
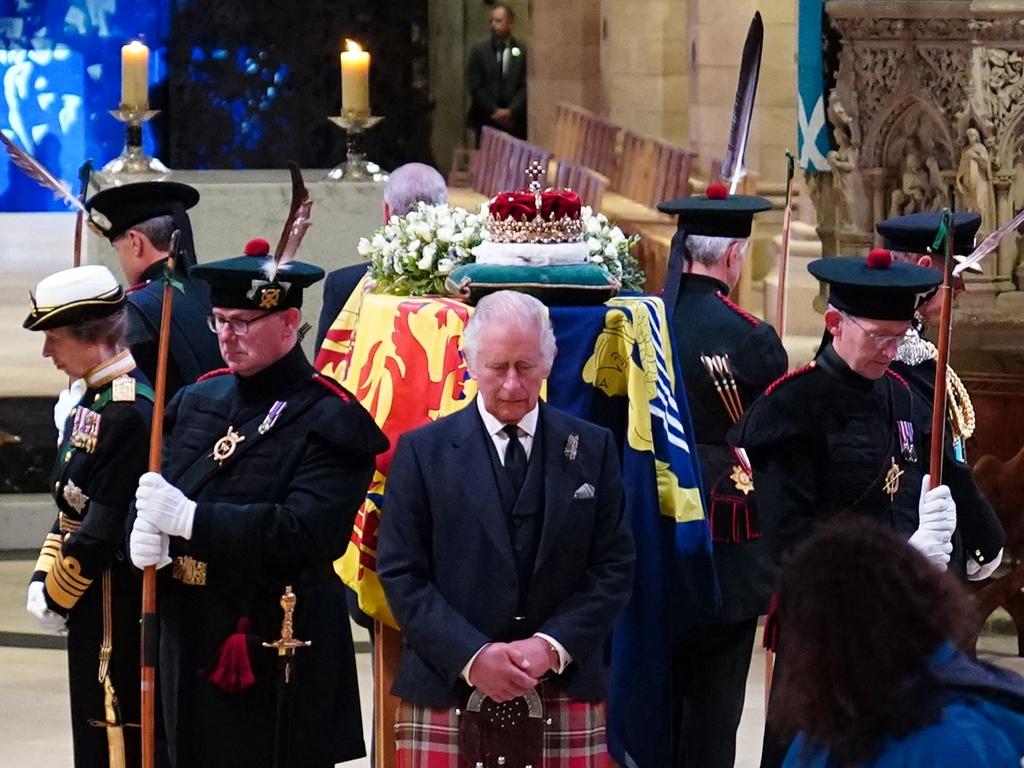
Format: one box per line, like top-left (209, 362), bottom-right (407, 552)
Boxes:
top-left (730, 465), bottom-right (754, 495)
top-left (211, 425), bottom-right (246, 465)
top-left (258, 287), bottom-right (282, 309)
top-left (883, 457), bottom-right (904, 500)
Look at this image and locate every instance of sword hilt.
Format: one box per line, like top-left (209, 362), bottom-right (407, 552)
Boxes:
top-left (263, 586), bottom-right (311, 682)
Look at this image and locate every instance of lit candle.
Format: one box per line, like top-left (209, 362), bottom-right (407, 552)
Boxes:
top-left (340, 39), bottom-right (370, 118)
top-left (121, 40), bottom-right (150, 111)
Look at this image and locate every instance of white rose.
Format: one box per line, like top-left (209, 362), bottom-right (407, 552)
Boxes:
top-left (586, 237), bottom-right (603, 254)
top-left (585, 217), bottom-right (602, 235)
top-left (406, 238), bottom-right (421, 254)
top-left (417, 252), bottom-right (434, 271)
top-left (371, 233), bottom-right (388, 249)
top-left (608, 227), bottom-right (625, 244)
top-left (581, 206), bottom-right (594, 218)
top-left (604, 243), bottom-right (618, 258)
top-left (437, 257), bottom-right (454, 274)
top-left (436, 226), bottom-right (455, 242)
top-left (357, 238), bottom-right (373, 257)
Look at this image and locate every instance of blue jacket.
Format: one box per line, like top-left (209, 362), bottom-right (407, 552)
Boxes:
top-left (785, 644), bottom-right (1024, 768)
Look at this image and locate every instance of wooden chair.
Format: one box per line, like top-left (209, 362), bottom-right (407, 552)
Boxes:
top-left (553, 103), bottom-right (593, 164)
top-left (579, 115), bottom-right (620, 180)
top-left (552, 159), bottom-right (607, 210)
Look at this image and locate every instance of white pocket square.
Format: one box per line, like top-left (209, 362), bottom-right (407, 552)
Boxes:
top-left (573, 483), bottom-right (595, 500)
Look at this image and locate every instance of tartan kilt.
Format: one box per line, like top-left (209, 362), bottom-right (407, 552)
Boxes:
top-left (395, 681), bottom-right (610, 768)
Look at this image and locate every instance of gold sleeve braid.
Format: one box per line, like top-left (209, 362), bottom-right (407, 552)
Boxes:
top-left (33, 533), bottom-right (62, 575)
top-left (45, 550), bottom-right (92, 610)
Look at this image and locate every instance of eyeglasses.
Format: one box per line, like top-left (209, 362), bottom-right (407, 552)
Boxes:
top-left (206, 312), bottom-right (274, 336)
top-left (840, 311), bottom-right (908, 347)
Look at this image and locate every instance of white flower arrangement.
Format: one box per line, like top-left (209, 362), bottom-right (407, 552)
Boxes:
top-left (361, 200), bottom-right (645, 296)
top-left (362, 202), bottom-right (487, 296)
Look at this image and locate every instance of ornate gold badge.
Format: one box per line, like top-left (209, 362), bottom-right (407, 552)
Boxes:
top-left (62, 480), bottom-right (89, 513)
top-left (258, 287), bottom-right (282, 309)
top-left (111, 375), bottom-right (136, 402)
top-left (730, 464), bottom-right (755, 495)
top-left (211, 425), bottom-right (246, 465)
top-left (883, 457), bottom-right (904, 500)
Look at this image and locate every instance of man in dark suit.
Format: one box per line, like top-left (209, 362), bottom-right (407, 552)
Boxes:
top-left (467, 3), bottom-right (527, 141)
top-left (86, 181), bottom-right (224, 398)
top-left (378, 289), bottom-right (634, 766)
top-left (314, 162), bottom-right (448, 350)
top-left (658, 185), bottom-right (787, 768)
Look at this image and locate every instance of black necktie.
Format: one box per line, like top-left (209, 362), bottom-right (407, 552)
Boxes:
top-left (502, 424), bottom-right (527, 491)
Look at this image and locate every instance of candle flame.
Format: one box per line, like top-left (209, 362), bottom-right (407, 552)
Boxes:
top-left (345, 39), bottom-right (363, 54)
top-left (126, 40), bottom-right (147, 51)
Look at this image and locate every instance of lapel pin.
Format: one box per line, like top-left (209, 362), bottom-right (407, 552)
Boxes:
top-left (564, 433), bottom-right (579, 461)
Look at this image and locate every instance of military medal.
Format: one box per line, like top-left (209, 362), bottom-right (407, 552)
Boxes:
top-left (69, 407), bottom-right (101, 453)
top-left (62, 479), bottom-right (89, 513)
top-left (258, 400), bottom-right (288, 435)
top-left (883, 457), bottom-right (904, 500)
top-left (730, 464), bottom-right (754, 495)
top-left (111, 374), bottom-right (136, 402)
top-left (211, 425), bottom-right (246, 465)
top-left (897, 420), bottom-right (916, 463)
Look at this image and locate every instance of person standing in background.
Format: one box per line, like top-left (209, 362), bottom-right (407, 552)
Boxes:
top-left (467, 3), bottom-right (527, 141)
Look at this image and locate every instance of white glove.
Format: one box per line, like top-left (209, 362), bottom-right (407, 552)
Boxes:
top-left (136, 472), bottom-right (197, 539)
top-left (26, 581), bottom-right (67, 634)
top-left (54, 378), bottom-right (86, 443)
top-left (966, 548), bottom-right (1003, 582)
top-left (917, 474), bottom-right (957, 541)
top-left (907, 528), bottom-right (953, 569)
top-left (130, 518), bottom-right (172, 570)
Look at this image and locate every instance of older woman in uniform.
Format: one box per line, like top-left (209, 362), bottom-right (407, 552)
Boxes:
top-left (24, 265), bottom-right (154, 767)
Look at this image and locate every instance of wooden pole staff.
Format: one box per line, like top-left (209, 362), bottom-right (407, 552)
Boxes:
top-left (774, 151), bottom-right (796, 339)
top-left (928, 211), bottom-right (955, 483)
top-left (73, 160), bottom-right (92, 269)
top-left (141, 232), bottom-right (180, 768)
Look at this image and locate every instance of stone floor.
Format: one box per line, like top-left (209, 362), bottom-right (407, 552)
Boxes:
top-left (2, 545), bottom-right (1023, 767)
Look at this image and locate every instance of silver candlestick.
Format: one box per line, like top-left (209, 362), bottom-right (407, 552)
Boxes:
top-left (99, 107), bottom-right (170, 182)
top-left (325, 113), bottom-right (387, 182)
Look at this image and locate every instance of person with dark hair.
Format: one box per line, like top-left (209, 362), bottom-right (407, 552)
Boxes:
top-left (23, 264), bottom-right (154, 768)
top-left (658, 185), bottom-right (787, 768)
top-left (878, 211), bottom-right (1005, 579)
top-left (467, 2), bottom-right (527, 140)
top-left (773, 518), bottom-right (1024, 767)
top-left (86, 181), bottom-right (224, 398)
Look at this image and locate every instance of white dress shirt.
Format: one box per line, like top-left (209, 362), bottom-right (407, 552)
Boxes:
top-left (461, 398), bottom-right (571, 685)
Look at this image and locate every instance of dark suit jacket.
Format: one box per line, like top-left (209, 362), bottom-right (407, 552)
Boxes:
top-left (378, 400), bottom-right (634, 707)
top-left (467, 36), bottom-right (527, 138)
top-left (315, 261), bottom-right (369, 351)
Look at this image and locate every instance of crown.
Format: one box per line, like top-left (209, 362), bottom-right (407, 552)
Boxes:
top-left (486, 161), bottom-right (585, 244)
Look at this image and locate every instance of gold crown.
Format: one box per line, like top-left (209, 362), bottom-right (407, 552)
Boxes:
top-left (486, 160), bottom-right (585, 244)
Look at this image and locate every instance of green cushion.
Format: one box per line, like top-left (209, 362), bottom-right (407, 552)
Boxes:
top-left (446, 263), bottom-right (619, 306)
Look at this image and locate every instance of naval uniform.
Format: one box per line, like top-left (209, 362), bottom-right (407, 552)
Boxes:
top-left (125, 259), bottom-right (223, 399)
top-left (670, 273), bottom-right (788, 768)
top-left (31, 357), bottom-right (153, 768)
top-left (155, 344), bottom-right (387, 768)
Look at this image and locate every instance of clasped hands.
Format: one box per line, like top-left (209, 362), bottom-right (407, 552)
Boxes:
top-left (468, 637), bottom-right (559, 703)
top-left (129, 472), bottom-right (196, 570)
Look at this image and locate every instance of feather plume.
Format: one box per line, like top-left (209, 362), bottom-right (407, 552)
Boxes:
top-left (264, 163), bottom-right (313, 281)
top-left (720, 12), bottom-right (763, 194)
top-left (0, 132), bottom-right (109, 231)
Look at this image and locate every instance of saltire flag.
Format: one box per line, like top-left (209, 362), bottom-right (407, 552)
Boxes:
top-left (319, 292), bottom-right (719, 768)
top-left (798, 0), bottom-right (830, 171)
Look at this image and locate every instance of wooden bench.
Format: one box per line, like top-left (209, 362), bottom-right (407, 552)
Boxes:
top-left (552, 158), bottom-right (607, 210)
top-left (447, 126), bottom-right (552, 213)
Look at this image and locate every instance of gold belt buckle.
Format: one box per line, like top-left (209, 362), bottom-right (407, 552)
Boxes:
top-left (172, 556), bottom-right (208, 586)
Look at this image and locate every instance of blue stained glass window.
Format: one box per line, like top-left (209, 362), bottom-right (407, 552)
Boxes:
top-left (0, 1), bottom-right (170, 212)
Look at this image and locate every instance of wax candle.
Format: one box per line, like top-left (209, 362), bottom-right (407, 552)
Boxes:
top-left (340, 39), bottom-right (370, 117)
top-left (121, 40), bottom-right (150, 110)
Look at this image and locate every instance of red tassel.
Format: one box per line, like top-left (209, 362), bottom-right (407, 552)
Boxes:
top-left (762, 593), bottom-right (780, 652)
top-left (208, 617), bottom-right (256, 692)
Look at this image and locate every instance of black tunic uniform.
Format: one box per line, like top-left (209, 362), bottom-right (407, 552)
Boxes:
top-left (890, 353), bottom-right (1005, 573)
top-left (670, 274), bottom-right (788, 768)
top-left (32, 364), bottom-right (153, 768)
top-left (730, 344), bottom-right (928, 768)
top-left (156, 344), bottom-right (388, 768)
top-left (126, 259), bottom-right (223, 399)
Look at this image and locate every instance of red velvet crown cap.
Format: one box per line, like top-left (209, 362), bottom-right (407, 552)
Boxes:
top-left (488, 189), bottom-right (582, 221)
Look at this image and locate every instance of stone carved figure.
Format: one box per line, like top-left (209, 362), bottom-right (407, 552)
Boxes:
top-left (889, 153), bottom-right (930, 217)
top-left (827, 125), bottom-right (860, 231)
top-left (957, 127), bottom-right (997, 232)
